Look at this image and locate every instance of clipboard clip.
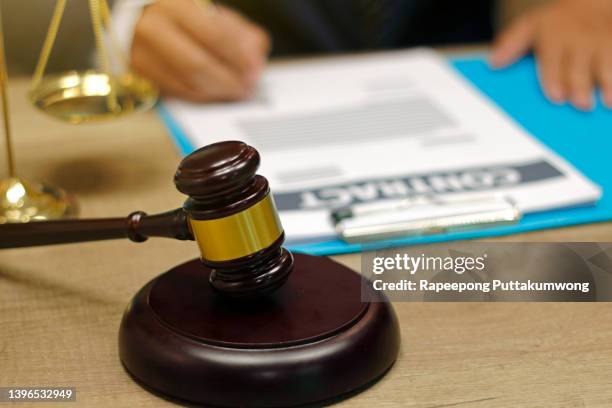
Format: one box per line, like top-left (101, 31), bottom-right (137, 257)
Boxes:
top-left (332, 195), bottom-right (521, 244)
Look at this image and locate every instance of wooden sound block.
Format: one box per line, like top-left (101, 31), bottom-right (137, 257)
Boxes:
top-left (119, 253), bottom-right (400, 407)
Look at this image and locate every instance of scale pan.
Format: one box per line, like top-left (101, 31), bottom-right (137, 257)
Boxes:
top-left (29, 70), bottom-right (158, 124)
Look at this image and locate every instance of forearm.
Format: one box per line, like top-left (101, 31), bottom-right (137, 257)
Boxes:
top-left (111, 0), bottom-right (156, 59)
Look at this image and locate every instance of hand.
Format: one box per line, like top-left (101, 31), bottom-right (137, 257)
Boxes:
top-left (131, 0), bottom-right (270, 102)
top-left (490, 0), bottom-right (612, 110)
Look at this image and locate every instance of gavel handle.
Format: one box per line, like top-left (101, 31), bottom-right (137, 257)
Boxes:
top-left (0, 208), bottom-right (193, 249)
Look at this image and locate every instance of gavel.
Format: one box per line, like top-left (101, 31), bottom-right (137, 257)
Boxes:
top-left (2, 140), bottom-right (402, 407)
top-left (0, 141), bottom-right (294, 298)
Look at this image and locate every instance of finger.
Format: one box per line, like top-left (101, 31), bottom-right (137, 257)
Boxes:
top-left (216, 6), bottom-right (271, 84)
top-left (535, 34), bottom-right (566, 104)
top-left (564, 45), bottom-right (595, 111)
top-left (595, 45), bottom-right (612, 108)
top-left (217, 5), bottom-right (271, 56)
top-left (134, 10), bottom-right (249, 100)
top-left (162, 0), bottom-right (269, 81)
top-left (490, 14), bottom-right (537, 68)
top-left (131, 39), bottom-right (213, 102)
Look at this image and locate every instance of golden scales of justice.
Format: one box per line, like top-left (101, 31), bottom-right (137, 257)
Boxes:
top-left (0, 0), bottom-right (158, 223)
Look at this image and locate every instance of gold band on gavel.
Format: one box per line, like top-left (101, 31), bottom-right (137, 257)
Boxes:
top-left (189, 194), bottom-right (284, 262)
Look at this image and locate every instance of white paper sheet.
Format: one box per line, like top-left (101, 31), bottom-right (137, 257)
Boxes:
top-left (163, 49), bottom-right (602, 243)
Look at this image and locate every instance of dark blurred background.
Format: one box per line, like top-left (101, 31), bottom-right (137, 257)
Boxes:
top-left (1, 0), bottom-right (548, 75)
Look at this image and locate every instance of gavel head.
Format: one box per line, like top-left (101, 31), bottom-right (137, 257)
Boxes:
top-left (174, 141), bottom-right (294, 298)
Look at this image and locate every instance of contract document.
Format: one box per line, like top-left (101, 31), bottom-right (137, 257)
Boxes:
top-left (163, 49), bottom-right (602, 243)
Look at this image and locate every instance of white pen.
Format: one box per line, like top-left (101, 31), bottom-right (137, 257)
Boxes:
top-left (335, 195), bottom-right (521, 243)
top-left (331, 196), bottom-right (438, 222)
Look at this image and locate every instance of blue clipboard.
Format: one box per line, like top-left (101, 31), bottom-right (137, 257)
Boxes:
top-left (158, 55), bottom-right (612, 256)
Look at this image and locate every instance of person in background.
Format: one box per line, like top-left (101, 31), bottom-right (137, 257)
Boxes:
top-left (113, 0), bottom-right (612, 111)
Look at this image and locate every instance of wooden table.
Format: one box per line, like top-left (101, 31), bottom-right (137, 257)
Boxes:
top-left (1, 76), bottom-right (612, 407)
